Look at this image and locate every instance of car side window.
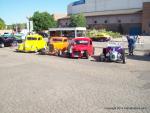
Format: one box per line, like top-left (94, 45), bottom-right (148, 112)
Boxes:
top-left (38, 38), bottom-right (41, 40)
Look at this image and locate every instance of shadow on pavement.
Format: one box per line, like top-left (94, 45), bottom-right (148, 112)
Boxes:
top-left (127, 55), bottom-right (150, 62)
top-left (91, 55), bottom-right (100, 62)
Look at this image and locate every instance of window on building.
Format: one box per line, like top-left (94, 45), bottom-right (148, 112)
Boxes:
top-left (94, 20), bottom-right (97, 24)
top-left (118, 20), bottom-right (121, 23)
top-left (104, 20), bottom-right (108, 24)
top-left (65, 23), bottom-right (68, 26)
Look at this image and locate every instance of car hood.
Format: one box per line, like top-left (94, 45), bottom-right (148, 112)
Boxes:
top-left (72, 45), bottom-right (88, 51)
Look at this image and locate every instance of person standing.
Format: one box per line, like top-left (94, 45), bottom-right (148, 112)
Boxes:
top-left (126, 35), bottom-right (138, 55)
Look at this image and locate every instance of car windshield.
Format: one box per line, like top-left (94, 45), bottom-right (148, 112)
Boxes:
top-left (74, 40), bottom-right (89, 45)
top-left (52, 38), bottom-right (62, 42)
top-left (27, 37), bottom-right (37, 40)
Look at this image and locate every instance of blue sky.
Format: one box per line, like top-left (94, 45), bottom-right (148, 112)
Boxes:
top-left (0, 0), bottom-right (74, 25)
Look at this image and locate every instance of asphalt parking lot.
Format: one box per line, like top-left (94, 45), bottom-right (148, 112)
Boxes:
top-left (0, 40), bottom-right (150, 113)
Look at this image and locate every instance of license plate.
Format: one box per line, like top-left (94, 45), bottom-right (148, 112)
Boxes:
top-left (74, 55), bottom-right (79, 57)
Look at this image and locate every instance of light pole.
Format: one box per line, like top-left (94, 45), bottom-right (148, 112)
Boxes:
top-left (26, 17), bottom-right (30, 34)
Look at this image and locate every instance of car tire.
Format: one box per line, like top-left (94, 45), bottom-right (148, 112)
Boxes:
top-left (85, 51), bottom-right (89, 59)
top-left (58, 50), bottom-right (62, 56)
top-left (66, 52), bottom-right (71, 58)
top-left (0, 43), bottom-right (5, 48)
top-left (93, 47), bottom-right (95, 55)
top-left (99, 54), bottom-right (105, 62)
top-left (39, 48), bottom-right (46, 55)
top-left (49, 44), bottom-right (54, 53)
top-left (11, 41), bottom-right (18, 47)
top-left (100, 39), bottom-right (104, 42)
top-left (35, 48), bottom-right (38, 53)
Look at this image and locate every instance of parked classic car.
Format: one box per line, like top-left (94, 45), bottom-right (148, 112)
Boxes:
top-left (50, 37), bottom-right (69, 55)
top-left (17, 34), bottom-right (47, 52)
top-left (0, 34), bottom-right (18, 48)
top-left (67, 37), bottom-right (94, 58)
top-left (99, 42), bottom-right (126, 64)
top-left (39, 37), bottom-right (69, 55)
top-left (95, 33), bottom-right (111, 42)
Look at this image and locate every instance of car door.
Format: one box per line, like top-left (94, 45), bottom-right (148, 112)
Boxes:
top-left (36, 37), bottom-right (41, 50)
top-left (38, 37), bottom-right (45, 49)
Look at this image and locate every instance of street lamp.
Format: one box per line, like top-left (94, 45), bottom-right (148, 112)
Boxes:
top-left (26, 16), bottom-right (31, 34)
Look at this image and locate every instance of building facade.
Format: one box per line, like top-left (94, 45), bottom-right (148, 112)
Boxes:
top-left (58, 0), bottom-right (150, 35)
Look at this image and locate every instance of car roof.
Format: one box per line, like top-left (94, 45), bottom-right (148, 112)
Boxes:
top-left (51, 37), bottom-right (68, 40)
top-left (73, 37), bottom-right (92, 41)
top-left (27, 34), bottom-right (43, 38)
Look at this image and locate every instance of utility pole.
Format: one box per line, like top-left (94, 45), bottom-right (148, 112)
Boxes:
top-left (26, 17), bottom-right (30, 34)
top-left (26, 16), bottom-right (33, 34)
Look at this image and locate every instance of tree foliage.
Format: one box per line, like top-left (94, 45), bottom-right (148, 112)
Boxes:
top-left (31, 11), bottom-right (57, 32)
top-left (0, 18), bottom-right (5, 29)
top-left (7, 23), bottom-right (27, 31)
top-left (69, 14), bottom-right (86, 27)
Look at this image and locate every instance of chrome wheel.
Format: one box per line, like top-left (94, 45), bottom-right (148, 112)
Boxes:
top-left (0, 43), bottom-right (4, 48)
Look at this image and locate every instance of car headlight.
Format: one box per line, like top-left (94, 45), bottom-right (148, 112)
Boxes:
top-left (81, 51), bottom-right (84, 54)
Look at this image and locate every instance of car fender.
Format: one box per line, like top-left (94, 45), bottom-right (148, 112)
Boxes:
top-left (17, 43), bottom-right (24, 51)
top-left (31, 45), bottom-right (37, 51)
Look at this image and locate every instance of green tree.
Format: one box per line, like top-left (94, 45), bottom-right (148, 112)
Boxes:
top-left (31, 11), bottom-right (57, 32)
top-left (12, 24), bottom-right (16, 31)
top-left (6, 23), bottom-right (27, 31)
top-left (0, 18), bottom-right (5, 29)
top-left (69, 14), bottom-right (86, 27)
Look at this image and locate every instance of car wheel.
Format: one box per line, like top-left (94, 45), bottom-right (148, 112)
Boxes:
top-left (99, 54), bottom-right (105, 62)
top-left (85, 51), bottom-right (89, 59)
top-left (58, 50), bottom-right (62, 56)
top-left (11, 41), bottom-right (18, 47)
top-left (49, 44), bottom-right (54, 53)
top-left (39, 48), bottom-right (46, 55)
top-left (0, 43), bottom-right (5, 48)
top-left (93, 47), bottom-right (95, 55)
top-left (66, 52), bottom-right (71, 58)
top-left (100, 39), bottom-right (104, 42)
top-left (35, 48), bottom-right (38, 53)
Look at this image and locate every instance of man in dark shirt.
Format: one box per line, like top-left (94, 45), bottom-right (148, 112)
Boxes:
top-left (127, 35), bottom-right (138, 55)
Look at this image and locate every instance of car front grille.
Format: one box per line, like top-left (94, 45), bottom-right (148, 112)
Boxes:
top-left (73, 51), bottom-right (80, 56)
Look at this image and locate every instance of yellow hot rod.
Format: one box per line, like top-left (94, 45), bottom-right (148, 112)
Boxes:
top-left (17, 34), bottom-right (47, 52)
top-left (39, 37), bottom-right (69, 56)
